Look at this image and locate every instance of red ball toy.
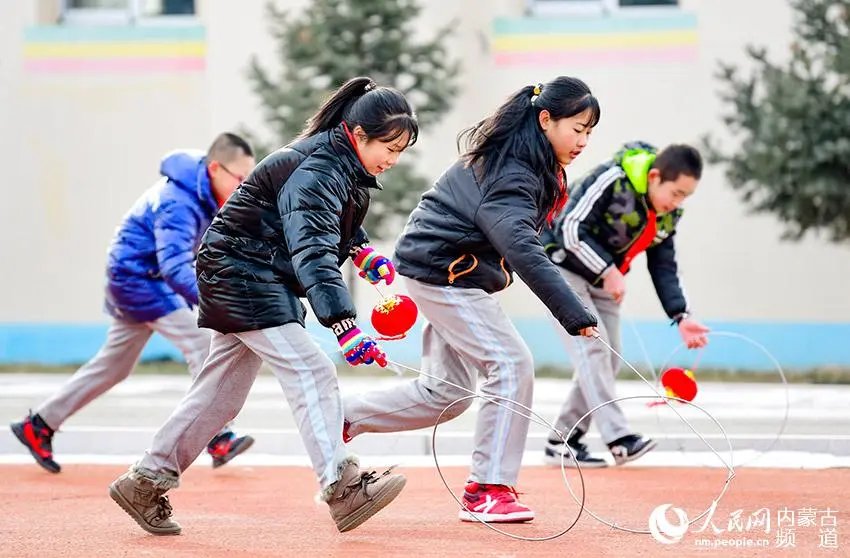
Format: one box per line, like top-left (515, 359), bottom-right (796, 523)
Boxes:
top-left (370, 294), bottom-right (418, 340)
top-left (661, 367), bottom-right (698, 402)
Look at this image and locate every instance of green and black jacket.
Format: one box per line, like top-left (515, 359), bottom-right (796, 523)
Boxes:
top-left (540, 141), bottom-right (690, 320)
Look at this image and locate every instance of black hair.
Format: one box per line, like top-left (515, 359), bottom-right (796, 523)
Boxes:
top-left (457, 76), bottom-right (600, 219)
top-left (207, 132), bottom-right (254, 162)
top-left (652, 144), bottom-right (703, 181)
top-left (298, 76), bottom-right (419, 147)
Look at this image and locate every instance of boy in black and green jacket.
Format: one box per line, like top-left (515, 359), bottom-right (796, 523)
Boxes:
top-left (540, 141), bottom-right (710, 468)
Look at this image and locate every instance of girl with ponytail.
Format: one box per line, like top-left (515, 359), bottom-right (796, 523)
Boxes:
top-left (109, 77), bottom-right (417, 536)
top-left (342, 76), bottom-right (601, 525)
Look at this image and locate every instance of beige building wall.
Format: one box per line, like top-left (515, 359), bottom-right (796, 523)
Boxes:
top-left (1, 0), bottom-right (847, 328)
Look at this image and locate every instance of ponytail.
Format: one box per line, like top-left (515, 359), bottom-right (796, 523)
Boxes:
top-left (457, 76), bottom-right (600, 224)
top-left (457, 84), bottom-right (540, 177)
top-left (297, 76), bottom-right (419, 147)
top-left (298, 77), bottom-right (375, 139)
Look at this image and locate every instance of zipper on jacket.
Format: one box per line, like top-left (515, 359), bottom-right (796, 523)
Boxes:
top-left (499, 257), bottom-right (511, 289)
top-left (448, 254), bottom-right (479, 284)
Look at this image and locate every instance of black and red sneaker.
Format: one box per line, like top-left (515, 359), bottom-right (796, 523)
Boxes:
top-left (206, 430), bottom-right (254, 469)
top-left (10, 412), bottom-right (61, 474)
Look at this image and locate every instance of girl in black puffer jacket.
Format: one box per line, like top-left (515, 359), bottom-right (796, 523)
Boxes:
top-left (343, 76), bottom-right (601, 525)
top-left (109, 77), bottom-right (417, 535)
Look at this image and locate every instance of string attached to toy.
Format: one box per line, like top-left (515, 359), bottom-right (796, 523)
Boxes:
top-left (371, 283), bottom-right (389, 300)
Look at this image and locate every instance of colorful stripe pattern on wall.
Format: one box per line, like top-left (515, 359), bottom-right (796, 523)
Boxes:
top-left (23, 25), bottom-right (206, 73)
top-left (492, 12), bottom-right (698, 67)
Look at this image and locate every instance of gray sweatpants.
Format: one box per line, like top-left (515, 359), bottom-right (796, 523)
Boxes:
top-left (344, 278), bottom-right (534, 487)
top-left (137, 323), bottom-right (349, 489)
top-left (37, 308), bottom-right (212, 431)
top-left (550, 268), bottom-right (630, 444)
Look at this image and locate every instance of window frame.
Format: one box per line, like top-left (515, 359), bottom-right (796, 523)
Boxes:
top-left (525, 0), bottom-right (679, 17)
top-left (59, 0), bottom-right (197, 25)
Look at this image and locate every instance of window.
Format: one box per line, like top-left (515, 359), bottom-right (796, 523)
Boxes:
top-left (618, 0), bottom-right (677, 5)
top-left (527, 0), bottom-right (678, 16)
top-left (142, 0), bottom-right (196, 16)
top-left (69, 0), bottom-right (126, 7)
top-left (60, 0), bottom-right (195, 24)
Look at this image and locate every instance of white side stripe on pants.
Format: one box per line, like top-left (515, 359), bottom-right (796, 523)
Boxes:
top-left (262, 327), bottom-right (338, 485)
top-left (444, 287), bottom-right (514, 482)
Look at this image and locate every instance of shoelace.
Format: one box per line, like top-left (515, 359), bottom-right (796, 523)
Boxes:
top-left (23, 417), bottom-right (55, 458)
top-left (35, 426), bottom-right (54, 454)
top-left (342, 466), bottom-right (396, 500)
top-left (480, 484), bottom-right (524, 501)
top-left (211, 440), bottom-right (231, 456)
top-left (209, 434), bottom-right (235, 456)
top-left (570, 440), bottom-right (589, 453)
top-left (550, 438), bottom-right (588, 456)
top-left (155, 496), bottom-right (174, 521)
top-left (610, 435), bottom-right (639, 449)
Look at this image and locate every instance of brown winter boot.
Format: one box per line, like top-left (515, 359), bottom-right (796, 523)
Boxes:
top-left (109, 466), bottom-right (182, 535)
top-left (322, 457), bottom-right (407, 533)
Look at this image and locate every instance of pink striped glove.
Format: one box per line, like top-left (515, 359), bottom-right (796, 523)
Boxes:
top-left (331, 318), bottom-right (387, 367)
top-left (352, 246), bottom-right (395, 286)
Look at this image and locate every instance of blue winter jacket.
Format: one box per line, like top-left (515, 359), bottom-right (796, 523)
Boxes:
top-left (103, 150), bottom-right (219, 323)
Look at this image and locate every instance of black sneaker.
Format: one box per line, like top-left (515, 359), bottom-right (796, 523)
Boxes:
top-left (607, 434), bottom-right (657, 465)
top-left (544, 430), bottom-right (608, 468)
top-left (207, 430), bottom-right (255, 469)
top-left (10, 411), bottom-right (61, 473)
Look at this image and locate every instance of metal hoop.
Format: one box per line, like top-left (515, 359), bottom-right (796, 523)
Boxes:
top-left (562, 394), bottom-right (736, 534)
top-left (431, 393), bottom-right (587, 541)
top-left (656, 331), bottom-right (790, 467)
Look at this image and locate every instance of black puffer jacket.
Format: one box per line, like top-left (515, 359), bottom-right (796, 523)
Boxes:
top-left (196, 124), bottom-right (376, 334)
top-left (394, 158), bottom-right (597, 335)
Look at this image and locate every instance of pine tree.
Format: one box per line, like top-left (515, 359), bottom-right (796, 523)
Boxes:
top-left (703, 0), bottom-right (850, 243)
top-left (245, 0), bottom-right (460, 240)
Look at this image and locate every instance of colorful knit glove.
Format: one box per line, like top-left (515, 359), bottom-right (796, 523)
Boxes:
top-left (352, 246), bottom-right (396, 286)
top-left (332, 318), bottom-right (387, 367)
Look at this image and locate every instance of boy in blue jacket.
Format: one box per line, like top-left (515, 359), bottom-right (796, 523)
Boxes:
top-left (10, 132), bottom-right (256, 474)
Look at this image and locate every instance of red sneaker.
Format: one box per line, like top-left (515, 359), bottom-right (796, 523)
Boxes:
top-left (10, 411), bottom-right (60, 474)
top-left (206, 430), bottom-right (254, 469)
top-left (458, 482), bottom-right (535, 523)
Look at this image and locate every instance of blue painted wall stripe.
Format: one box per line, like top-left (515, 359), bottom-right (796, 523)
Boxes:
top-left (24, 25), bottom-right (206, 43)
top-left (1, 320), bottom-right (847, 370)
top-left (493, 12), bottom-right (697, 36)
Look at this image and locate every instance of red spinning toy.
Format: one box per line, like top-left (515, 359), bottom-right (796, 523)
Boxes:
top-left (663, 367), bottom-right (698, 401)
top-left (370, 294), bottom-right (418, 340)
top-left (647, 367), bottom-right (698, 407)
